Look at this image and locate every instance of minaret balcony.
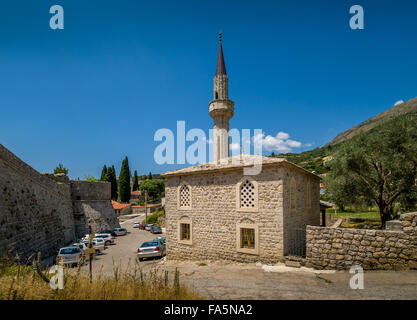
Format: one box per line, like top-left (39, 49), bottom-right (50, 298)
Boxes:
top-left (209, 99), bottom-right (234, 119)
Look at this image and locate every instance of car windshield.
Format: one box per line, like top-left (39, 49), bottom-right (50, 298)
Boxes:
top-left (141, 241), bottom-right (159, 248)
top-left (60, 248), bottom-right (80, 254)
top-left (153, 226), bottom-right (161, 229)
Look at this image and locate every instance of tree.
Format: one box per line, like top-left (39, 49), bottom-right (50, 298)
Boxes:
top-left (108, 165), bottom-right (118, 200)
top-left (85, 175), bottom-right (98, 182)
top-left (325, 113), bottom-right (417, 227)
top-left (132, 170), bottom-right (139, 191)
top-left (118, 157), bottom-right (131, 203)
top-left (54, 163), bottom-right (68, 175)
top-left (100, 165), bottom-right (109, 181)
top-left (148, 172), bottom-right (153, 180)
top-left (139, 179), bottom-right (165, 201)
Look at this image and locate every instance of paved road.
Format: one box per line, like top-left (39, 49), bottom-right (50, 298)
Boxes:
top-left (79, 216), bottom-right (165, 277)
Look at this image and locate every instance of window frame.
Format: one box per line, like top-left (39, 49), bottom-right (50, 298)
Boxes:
top-left (177, 216), bottom-right (193, 245)
top-left (236, 222), bottom-right (259, 255)
top-left (177, 183), bottom-right (192, 210)
top-left (236, 177), bottom-right (259, 212)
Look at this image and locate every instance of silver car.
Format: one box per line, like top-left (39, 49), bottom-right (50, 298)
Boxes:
top-left (114, 228), bottom-right (127, 236)
top-left (137, 240), bottom-right (166, 261)
top-left (57, 247), bottom-right (85, 267)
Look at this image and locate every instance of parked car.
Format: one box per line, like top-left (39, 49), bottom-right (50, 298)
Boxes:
top-left (138, 223), bottom-right (145, 230)
top-left (113, 228), bottom-right (127, 236)
top-left (133, 222), bottom-right (140, 228)
top-left (137, 239), bottom-right (166, 261)
top-left (57, 247), bottom-right (85, 267)
top-left (81, 239), bottom-right (105, 254)
top-left (100, 229), bottom-right (117, 237)
top-left (83, 233), bottom-right (114, 246)
top-left (144, 224), bottom-right (153, 231)
top-left (71, 242), bottom-right (87, 252)
top-left (153, 236), bottom-right (166, 246)
top-left (93, 233), bottom-right (115, 245)
top-left (150, 225), bottom-right (162, 234)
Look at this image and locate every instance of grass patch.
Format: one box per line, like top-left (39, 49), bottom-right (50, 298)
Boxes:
top-left (198, 263), bottom-right (207, 267)
top-left (328, 208), bottom-right (382, 229)
top-left (0, 255), bottom-right (201, 300)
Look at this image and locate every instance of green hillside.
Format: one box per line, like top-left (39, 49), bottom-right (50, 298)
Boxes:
top-left (273, 97), bottom-right (417, 174)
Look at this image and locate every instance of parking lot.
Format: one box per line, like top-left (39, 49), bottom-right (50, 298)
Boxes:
top-left (78, 216), bottom-right (165, 277)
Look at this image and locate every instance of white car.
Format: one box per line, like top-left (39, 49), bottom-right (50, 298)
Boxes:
top-left (82, 233), bottom-right (114, 245)
top-left (81, 239), bottom-right (105, 254)
top-left (93, 233), bottom-right (115, 245)
top-left (114, 228), bottom-right (127, 236)
top-left (133, 222), bottom-right (140, 228)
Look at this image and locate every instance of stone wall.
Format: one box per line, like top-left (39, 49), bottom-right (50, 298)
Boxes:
top-left (0, 144), bottom-right (120, 261)
top-left (306, 212), bottom-right (417, 270)
top-left (0, 144), bottom-right (75, 261)
top-left (164, 164), bottom-right (320, 264)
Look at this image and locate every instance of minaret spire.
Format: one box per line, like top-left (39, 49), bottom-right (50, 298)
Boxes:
top-left (210, 32), bottom-right (234, 162)
top-left (216, 31), bottom-right (227, 76)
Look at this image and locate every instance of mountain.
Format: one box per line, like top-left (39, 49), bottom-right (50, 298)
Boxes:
top-left (274, 97), bottom-right (417, 173)
top-left (325, 97), bottom-right (417, 146)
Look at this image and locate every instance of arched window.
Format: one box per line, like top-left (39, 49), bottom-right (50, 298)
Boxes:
top-left (179, 184), bottom-right (191, 208)
top-left (236, 179), bottom-right (258, 212)
top-left (215, 91), bottom-right (219, 99)
top-left (240, 180), bottom-right (255, 208)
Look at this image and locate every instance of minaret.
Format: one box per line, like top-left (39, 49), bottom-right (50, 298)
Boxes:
top-left (209, 32), bottom-right (234, 162)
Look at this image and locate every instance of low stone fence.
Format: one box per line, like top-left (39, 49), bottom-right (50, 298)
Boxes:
top-left (306, 212), bottom-right (417, 270)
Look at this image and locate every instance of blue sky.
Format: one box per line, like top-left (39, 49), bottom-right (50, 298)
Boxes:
top-left (1, 0), bottom-right (416, 179)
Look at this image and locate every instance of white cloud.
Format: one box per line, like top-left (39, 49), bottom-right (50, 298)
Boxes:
top-left (230, 143), bottom-right (240, 151)
top-left (394, 100), bottom-right (404, 106)
top-left (253, 132), bottom-right (303, 153)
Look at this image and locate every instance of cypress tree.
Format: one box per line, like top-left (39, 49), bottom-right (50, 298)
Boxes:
top-left (118, 157), bottom-right (131, 203)
top-left (132, 170), bottom-right (139, 191)
top-left (148, 172), bottom-right (153, 180)
top-left (109, 165), bottom-right (118, 200)
top-left (100, 165), bottom-right (108, 181)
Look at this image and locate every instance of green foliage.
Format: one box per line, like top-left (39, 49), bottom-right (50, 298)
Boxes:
top-left (142, 210), bottom-right (164, 225)
top-left (132, 170), bottom-right (139, 191)
top-left (118, 157), bottom-right (131, 203)
top-left (85, 175), bottom-right (98, 182)
top-left (100, 165), bottom-right (109, 181)
top-left (139, 179), bottom-right (165, 201)
top-left (325, 113), bottom-right (417, 227)
top-left (53, 163), bottom-right (68, 175)
top-left (108, 165), bottom-right (118, 200)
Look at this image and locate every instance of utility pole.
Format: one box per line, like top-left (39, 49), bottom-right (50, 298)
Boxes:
top-left (145, 190), bottom-right (148, 225)
top-left (88, 220), bottom-right (94, 283)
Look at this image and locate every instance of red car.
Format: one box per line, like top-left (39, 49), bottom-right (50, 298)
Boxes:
top-left (138, 223), bottom-right (146, 230)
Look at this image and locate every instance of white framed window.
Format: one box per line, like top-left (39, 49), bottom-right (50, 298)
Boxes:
top-left (178, 183), bottom-right (191, 210)
top-left (177, 216), bottom-right (193, 245)
top-left (236, 178), bottom-right (258, 212)
top-left (236, 220), bottom-right (259, 255)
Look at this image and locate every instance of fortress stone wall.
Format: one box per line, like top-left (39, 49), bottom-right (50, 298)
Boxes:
top-left (0, 144), bottom-right (119, 262)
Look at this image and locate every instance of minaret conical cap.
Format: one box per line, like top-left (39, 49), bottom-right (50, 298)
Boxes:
top-left (216, 32), bottom-right (227, 76)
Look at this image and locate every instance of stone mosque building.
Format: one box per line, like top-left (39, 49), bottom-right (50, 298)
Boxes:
top-left (162, 34), bottom-right (321, 263)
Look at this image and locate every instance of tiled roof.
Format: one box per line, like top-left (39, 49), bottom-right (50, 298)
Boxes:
top-left (111, 200), bottom-right (131, 210)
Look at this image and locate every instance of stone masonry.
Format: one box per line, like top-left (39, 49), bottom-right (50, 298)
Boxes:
top-left (306, 212), bottom-right (417, 270)
top-left (163, 155), bottom-right (320, 264)
top-left (0, 144), bottom-right (119, 262)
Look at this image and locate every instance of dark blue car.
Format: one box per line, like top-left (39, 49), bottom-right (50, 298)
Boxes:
top-left (150, 225), bottom-right (162, 234)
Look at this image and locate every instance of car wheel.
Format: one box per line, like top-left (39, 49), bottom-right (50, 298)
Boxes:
top-left (138, 258), bottom-right (143, 262)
